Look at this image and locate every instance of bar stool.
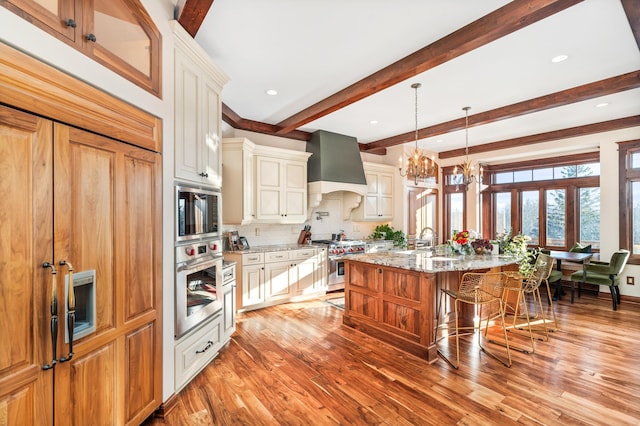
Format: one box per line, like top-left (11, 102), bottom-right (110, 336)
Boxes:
top-left (437, 272), bottom-right (512, 369)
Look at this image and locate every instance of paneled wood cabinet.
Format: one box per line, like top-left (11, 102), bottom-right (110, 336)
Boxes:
top-left (0, 105), bottom-right (162, 425)
top-left (0, 0), bottom-right (162, 96)
top-left (222, 138), bottom-right (311, 224)
top-left (225, 248), bottom-right (326, 312)
top-left (172, 21), bottom-right (229, 187)
top-left (352, 162), bottom-right (395, 221)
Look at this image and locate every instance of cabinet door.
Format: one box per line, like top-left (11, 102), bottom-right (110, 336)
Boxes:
top-left (283, 161), bottom-right (307, 222)
top-left (202, 76), bottom-right (222, 187)
top-left (222, 282), bottom-right (236, 341)
top-left (53, 124), bottom-right (162, 425)
top-left (264, 260), bottom-right (292, 300)
top-left (256, 157), bottom-right (283, 220)
top-left (291, 257), bottom-right (318, 295)
top-left (242, 264), bottom-right (265, 307)
top-left (1, 0), bottom-right (76, 42)
top-left (0, 108), bottom-right (53, 425)
top-left (377, 172), bottom-right (394, 219)
top-left (174, 48), bottom-right (205, 184)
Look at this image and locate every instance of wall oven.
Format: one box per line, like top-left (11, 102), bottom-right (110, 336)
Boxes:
top-left (176, 185), bottom-right (222, 242)
top-left (175, 238), bottom-right (223, 338)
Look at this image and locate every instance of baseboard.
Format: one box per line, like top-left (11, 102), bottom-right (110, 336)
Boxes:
top-left (154, 394), bottom-right (178, 419)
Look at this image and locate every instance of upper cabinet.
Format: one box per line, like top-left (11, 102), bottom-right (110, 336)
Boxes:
top-left (0, 0), bottom-right (162, 96)
top-left (222, 137), bottom-right (312, 225)
top-left (172, 21), bottom-right (229, 187)
top-left (352, 162), bottom-right (395, 221)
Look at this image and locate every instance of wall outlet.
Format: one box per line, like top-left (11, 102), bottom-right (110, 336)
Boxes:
top-left (627, 276), bottom-right (634, 285)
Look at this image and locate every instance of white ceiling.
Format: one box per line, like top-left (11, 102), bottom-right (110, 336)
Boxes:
top-left (192, 0), bottom-right (640, 159)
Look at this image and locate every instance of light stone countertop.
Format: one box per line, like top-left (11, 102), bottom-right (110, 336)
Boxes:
top-left (223, 243), bottom-right (323, 255)
top-left (344, 251), bottom-right (518, 273)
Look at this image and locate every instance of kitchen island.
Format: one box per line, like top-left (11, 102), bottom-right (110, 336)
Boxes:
top-left (343, 252), bottom-right (517, 363)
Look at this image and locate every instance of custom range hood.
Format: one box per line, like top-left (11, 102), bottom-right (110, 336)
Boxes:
top-left (306, 130), bottom-right (368, 214)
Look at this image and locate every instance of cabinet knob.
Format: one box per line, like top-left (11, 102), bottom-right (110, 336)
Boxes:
top-left (86, 33), bottom-right (97, 42)
top-left (65, 18), bottom-right (77, 28)
top-left (199, 172), bottom-right (209, 178)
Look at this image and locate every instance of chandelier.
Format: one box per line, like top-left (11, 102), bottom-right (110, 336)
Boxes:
top-left (453, 106), bottom-right (482, 191)
top-left (399, 82), bottom-right (436, 185)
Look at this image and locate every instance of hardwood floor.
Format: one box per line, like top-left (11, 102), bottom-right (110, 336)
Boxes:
top-left (146, 293), bottom-right (640, 425)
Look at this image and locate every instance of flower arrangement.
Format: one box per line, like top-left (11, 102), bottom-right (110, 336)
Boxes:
top-left (497, 230), bottom-right (537, 276)
top-left (449, 229), bottom-right (477, 255)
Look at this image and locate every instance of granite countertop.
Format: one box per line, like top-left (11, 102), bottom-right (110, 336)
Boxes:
top-left (344, 252), bottom-right (517, 273)
top-left (223, 243), bottom-right (322, 255)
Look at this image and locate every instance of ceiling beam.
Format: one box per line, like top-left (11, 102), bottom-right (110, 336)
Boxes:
top-left (361, 70), bottom-right (640, 153)
top-left (222, 104), bottom-right (310, 141)
top-left (176, 0), bottom-right (215, 37)
top-left (438, 115), bottom-right (640, 159)
top-left (621, 0), bottom-right (640, 51)
top-left (274, 0), bottom-right (584, 135)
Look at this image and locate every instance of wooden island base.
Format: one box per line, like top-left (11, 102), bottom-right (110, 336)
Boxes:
top-left (343, 258), bottom-right (507, 363)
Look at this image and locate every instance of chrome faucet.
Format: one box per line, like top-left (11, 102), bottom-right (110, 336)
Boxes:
top-left (419, 227), bottom-right (436, 247)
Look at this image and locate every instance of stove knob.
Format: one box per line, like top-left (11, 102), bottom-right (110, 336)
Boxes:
top-left (210, 242), bottom-right (218, 251)
top-left (185, 247), bottom-right (195, 256)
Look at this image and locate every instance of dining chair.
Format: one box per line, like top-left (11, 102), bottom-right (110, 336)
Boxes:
top-left (570, 249), bottom-right (630, 310)
top-left (437, 272), bottom-right (512, 369)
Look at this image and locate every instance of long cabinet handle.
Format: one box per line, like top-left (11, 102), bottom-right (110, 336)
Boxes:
top-left (59, 260), bottom-right (75, 363)
top-left (42, 262), bottom-right (58, 370)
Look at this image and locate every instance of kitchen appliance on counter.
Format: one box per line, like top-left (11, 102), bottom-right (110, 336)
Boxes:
top-left (312, 239), bottom-right (365, 291)
top-left (175, 238), bottom-right (223, 338)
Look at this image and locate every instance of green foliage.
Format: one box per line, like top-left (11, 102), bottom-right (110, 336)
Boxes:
top-left (369, 224), bottom-right (407, 248)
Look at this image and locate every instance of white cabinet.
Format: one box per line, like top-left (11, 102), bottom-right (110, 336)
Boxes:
top-left (225, 247), bottom-right (325, 311)
top-left (352, 162), bottom-right (395, 221)
top-left (222, 138), bottom-right (311, 224)
top-left (222, 262), bottom-right (237, 343)
top-left (255, 156), bottom-right (308, 223)
top-left (222, 138), bottom-right (255, 224)
top-left (172, 22), bottom-right (229, 187)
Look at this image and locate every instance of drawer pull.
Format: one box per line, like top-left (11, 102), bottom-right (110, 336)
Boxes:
top-left (196, 340), bottom-right (214, 354)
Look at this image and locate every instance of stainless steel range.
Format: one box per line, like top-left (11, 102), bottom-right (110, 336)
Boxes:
top-left (312, 240), bottom-right (365, 291)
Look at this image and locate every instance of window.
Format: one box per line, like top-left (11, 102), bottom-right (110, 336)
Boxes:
top-left (448, 192), bottom-right (464, 237)
top-left (618, 140), bottom-right (640, 264)
top-left (483, 152), bottom-right (599, 250)
top-left (443, 166), bottom-right (466, 240)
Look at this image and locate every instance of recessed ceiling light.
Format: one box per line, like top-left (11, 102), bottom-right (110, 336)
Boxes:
top-left (551, 54), bottom-right (569, 63)
top-left (266, 89), bottom-right (278, 96)
top-left (436, 139), bottom-right (444, 143)
top-left (369, 120), bottom-right (379, 125)
top-left (596, 102), bottom-right (609, 108)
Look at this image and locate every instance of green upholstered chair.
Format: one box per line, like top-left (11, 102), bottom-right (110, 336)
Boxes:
top-left (570, 250), bottom-right (630, 311)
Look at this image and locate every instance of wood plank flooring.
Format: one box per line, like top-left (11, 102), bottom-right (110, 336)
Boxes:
top-left (145, 293), bottom-right (640, 425)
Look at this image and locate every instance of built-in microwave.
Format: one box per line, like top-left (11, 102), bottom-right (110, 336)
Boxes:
top-left (176, 185), bottom-right (222, 242)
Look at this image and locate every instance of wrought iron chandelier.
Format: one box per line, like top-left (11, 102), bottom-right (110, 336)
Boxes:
top-left (453, 106), bottom-right (482, 191)
top-left (399, 82), bottom-right (436, 185)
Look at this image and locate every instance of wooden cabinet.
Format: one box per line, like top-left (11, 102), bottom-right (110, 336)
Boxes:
top-left (226, 247), bottom-right (325, 311)
top-left (222, 138), bottom-right (311, 224)
top-left (172, 21), bottom-right (229, 187)
top-left (222, 138), bottom-right (255, 224)
top-left (352, 162), bottom-right (395, 221)
top-left (0, 105), bottom-right (162, 425)
top-left (0, 0), bottom-right (162, 96)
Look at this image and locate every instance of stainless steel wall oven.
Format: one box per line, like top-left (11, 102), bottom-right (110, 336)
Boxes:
top-left (175, 238), bottom-right (223, 338)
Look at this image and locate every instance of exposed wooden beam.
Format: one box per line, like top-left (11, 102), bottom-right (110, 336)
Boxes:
top-left (222, 103), bottom-right (311, 141)
top-left (622, 0), bottom-right (640, 51)
top-left (274, 0), bottom-right (584, 135)
top-left (438, 115), bottom-right (640, 159)
top-left (362, 71), bottom-right (640, 153)
top-left (177, 0), bottom-right (215, 37)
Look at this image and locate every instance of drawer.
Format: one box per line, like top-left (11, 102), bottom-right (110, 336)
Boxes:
top-left (222, 264), bottom-right (236, 283)
top-left (265, 251), bottom-right (291, 263)
top-left (242, 252), bottom-right (264, 265)
top-left (174, 314), bottom-right (222, 391)
top-left (291, 248), bottom-right (316, 260)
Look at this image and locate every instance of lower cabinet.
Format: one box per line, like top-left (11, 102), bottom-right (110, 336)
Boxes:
top-left (226, 247), bottom-right (327, 311)
top-left (174, 314), bottom-right (223, 392)
top-left (222, 263), bottom-right (237, 343)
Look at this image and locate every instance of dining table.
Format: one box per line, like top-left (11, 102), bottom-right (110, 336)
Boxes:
top-left (549, 250), bottom-right (593, 303)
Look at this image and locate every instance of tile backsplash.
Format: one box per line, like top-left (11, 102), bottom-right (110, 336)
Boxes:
top-left (222, 193), bottom-right (384, 247)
